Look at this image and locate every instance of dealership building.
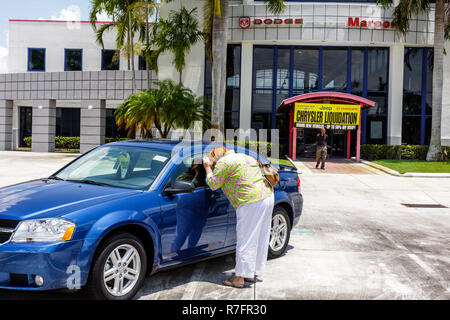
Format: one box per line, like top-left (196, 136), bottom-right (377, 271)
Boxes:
top-left (0, 0), bottom-right (449, 155)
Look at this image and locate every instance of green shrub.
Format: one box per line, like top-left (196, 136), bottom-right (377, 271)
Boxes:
top-left (361, 144), bottom-right (450, 161)
top-left (225, 140), bottom-right (272, 155)
top-left (22, 136), bottom-right (130, 150)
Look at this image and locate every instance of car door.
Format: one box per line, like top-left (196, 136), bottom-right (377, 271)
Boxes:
top-left (158, 155), bottom-right (229, 263)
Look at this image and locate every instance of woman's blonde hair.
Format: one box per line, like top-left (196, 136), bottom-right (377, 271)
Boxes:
top-left (209, 146), bottom-right (228, 164)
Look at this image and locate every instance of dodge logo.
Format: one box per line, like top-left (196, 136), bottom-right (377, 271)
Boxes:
top-left (239, 16), bottom-right (251, 29)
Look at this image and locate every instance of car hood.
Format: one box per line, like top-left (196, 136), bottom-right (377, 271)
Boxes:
top-left (0, 179), bottom-right (141, 221)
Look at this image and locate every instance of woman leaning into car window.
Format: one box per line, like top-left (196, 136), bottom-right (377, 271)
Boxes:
top-left (203, 146), bottom-right (274, 288)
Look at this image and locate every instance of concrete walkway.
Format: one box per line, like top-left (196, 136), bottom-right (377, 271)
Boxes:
top-left (293, 157), bottom-right (388, 176)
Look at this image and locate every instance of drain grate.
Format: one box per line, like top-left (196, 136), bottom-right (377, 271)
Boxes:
top-left (401, 203), bottom-right (447, 208)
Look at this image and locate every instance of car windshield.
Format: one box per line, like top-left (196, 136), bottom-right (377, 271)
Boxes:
top-left (54, 145), bottom-right (171, 190)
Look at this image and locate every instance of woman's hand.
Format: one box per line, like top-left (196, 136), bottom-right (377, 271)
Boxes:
top-left (203, 157), bottom-right (213, 176)
top-left (203, 157), bottom-right (213, 168)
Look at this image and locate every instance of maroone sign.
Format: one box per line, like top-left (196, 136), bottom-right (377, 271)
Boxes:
top-left (294, 103), bottom-right (361, 130)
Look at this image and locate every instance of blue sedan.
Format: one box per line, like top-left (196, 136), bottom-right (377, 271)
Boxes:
top-left (0, 140), bottom-right (303, 300)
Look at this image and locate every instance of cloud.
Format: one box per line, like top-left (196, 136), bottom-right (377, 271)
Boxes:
top-left (0, 32), bottom-right (9, 74)
top-left (96, 12), bottom-right (113, 22)
top-left (50, 5), bottom-right (81, 21)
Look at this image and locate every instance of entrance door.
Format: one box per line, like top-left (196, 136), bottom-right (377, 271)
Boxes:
top-left (19, 107), bottom-right (32, 147)
top-left (329, 130), bottom-right (346, 157)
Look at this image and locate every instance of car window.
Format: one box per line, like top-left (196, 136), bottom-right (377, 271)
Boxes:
top-left (55, 146), bottom-right (170, 190)
top-left (168, 156), bottom-right (207, 189)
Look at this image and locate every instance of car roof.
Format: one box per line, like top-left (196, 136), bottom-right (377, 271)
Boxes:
top-left (103, 139), bottom-right (269, 162)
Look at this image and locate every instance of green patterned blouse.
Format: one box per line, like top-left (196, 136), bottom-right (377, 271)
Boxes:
top-left (206, 150), bottom-right (273, 210)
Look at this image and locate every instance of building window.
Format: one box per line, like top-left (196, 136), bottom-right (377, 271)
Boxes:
top-left (205, 44), bottom-right (241, 130)
top-left (65, 49), bottom-right (82, 71)
top-left (106, 109), bottom-right (128, 138)
top-left (402, 47), bottom-right (433, 145)
top-left (251, 46), bottom-right (389, 155)
top-left (138, 56), bottom-right (147, 70)
top-left (102, 49), bottom-right (120, 70)
top-left (56, 108), bottom-right (80, 137)
top-left (28, 48), bottom-right (45, 72)
top-left (19, 107), bottom-right (32, 147)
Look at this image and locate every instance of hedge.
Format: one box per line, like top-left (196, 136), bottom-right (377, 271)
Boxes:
top-left (361, 144), bottom-right (450, 161)
top-left (23, 136), bottom-right (129, 150)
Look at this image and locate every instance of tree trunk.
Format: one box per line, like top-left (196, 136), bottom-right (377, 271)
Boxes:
top-left (129, 11), bottom-right (137, 94)
top-left (210, 0), bottom-right (228, 135)
top-left (426, 0), bottom-right (444, 161)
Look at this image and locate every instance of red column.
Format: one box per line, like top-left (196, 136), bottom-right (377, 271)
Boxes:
top-left (346, 130), bottom-right (351, 159)
top-left (356, 103), bottom-right (362, 163)
top-left (289, 107), bottom-right (293, 158)
top-left (292, 127), bottom-right (297, 161)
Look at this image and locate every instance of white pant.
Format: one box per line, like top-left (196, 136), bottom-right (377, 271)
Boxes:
top-left (235, 193), bottom-right (275, 278)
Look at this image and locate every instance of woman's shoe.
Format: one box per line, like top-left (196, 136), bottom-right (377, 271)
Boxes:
top-left (223, 276), bottom-right (244, 288)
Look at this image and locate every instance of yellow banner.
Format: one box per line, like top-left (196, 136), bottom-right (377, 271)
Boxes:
top-left (294, 103), bottom-right (361, 126)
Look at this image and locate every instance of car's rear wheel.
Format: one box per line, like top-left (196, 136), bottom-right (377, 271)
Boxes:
top-left (268, 206), bottom-right (291, 259)
top-left (86, 233), bottom-right (147, 300)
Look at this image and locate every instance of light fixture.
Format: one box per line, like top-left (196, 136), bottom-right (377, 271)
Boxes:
top-left (38, 105), bottom-right (43, 110)
top-left (34, 275), bottom-right (44, 287)
top-left (88, 105), bottom-right (93, 110)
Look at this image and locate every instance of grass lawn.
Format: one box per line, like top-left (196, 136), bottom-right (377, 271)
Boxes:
top-left (373, 160), bottom-right (450, 174)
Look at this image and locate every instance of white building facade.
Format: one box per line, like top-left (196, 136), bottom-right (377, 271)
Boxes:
top-left (0, 0), bottom-right (449, 155)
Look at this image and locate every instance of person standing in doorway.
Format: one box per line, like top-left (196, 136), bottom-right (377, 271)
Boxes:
top-left (315, 127), bottom-right (328, 170)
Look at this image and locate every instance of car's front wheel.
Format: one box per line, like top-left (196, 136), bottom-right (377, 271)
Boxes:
top-left (86, 233), bottom-right (147, 300)
top-left (268, 206), bottom-right (291, 259)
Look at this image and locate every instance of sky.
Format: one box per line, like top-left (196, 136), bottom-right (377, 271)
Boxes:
top-left (0, 0), bottom-right (109, 73)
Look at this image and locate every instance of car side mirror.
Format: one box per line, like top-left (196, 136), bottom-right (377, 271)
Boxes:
top-left (163, 180), bottom-right (195, 196)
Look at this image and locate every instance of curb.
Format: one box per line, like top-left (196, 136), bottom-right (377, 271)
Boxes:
top-left (361, 159), bottom-right (450, 178)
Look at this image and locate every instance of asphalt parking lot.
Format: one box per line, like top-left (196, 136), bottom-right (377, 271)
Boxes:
top-left (0, 151), bottom-right (449, 300)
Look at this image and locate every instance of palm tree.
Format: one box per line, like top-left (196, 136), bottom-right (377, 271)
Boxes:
top-left (203, 0), bottom-right (286, 134)
top-left (147, 7), bottom-right (204, 84)
top-left (90, 0), bottom-right (152, 92)
top-left (377, 0), bottom-right (450, 161)
top-left (115, 79), bottom-right (210, 138)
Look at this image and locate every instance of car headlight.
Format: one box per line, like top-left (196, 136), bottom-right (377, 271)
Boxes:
top-left (11, 218), bottom-right (76, 243)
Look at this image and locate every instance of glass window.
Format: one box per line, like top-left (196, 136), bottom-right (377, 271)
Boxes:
top-left (277, 48), bottom-right (290, 90)
top-left (225, 89), bottom-right (240, 112)
top-left (424, 116), bottom-right (432, 145)
top-left (106, 109), bottom-right (128, 138)
top-left (56, 108), bottom-right (80, 137)
top-left (425, 93), bottom-right (432, 115)
top-left (426, 48), bottom-right (433, 92)
top-left (254, 47), bottom-right (274, 89)
top-left (102, 49), bottom-right (120, 70)
top-left (402, 116), bottom-right (421, 145)
top-left (276, 90), bottom-right (289, 108)
top-left (366, 116), bottom-right (386, 144)
top-left (138, 55), bottom-right (147, 70)
top-left (227, 45), bottom-right (241, 88)
top-left (351, 48), bottom-right (364, 91)
top-left (65, 49), bottom-right (82, 71)
top-left (170, 156), bottom-right (207, 189)
top-left (225, 112), bottom-right (239, 130)
top-left (55, 146), bottom-right (171, 190)
top-left (252, 90), bottom-right (273, 113)
top-left (403, 92), bottom-right (422, 115)
top-left (293, 47), bottom-right (319, 91)
top-left (403, 48), bottom-right (423, 92)
top-left (367, 93), bottom-right (387, 115)
top-left (367, 48), bottom-right (388, 91)
top-left (28, 48), bottom-right (45, 71)
top-left (252, 113), bottom-right (271, 130)
top-left (322, 48), bottom-right (347, 90)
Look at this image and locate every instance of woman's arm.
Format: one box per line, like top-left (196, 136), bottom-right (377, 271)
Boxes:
top-left (203, 157), bottom-right (226, 191)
